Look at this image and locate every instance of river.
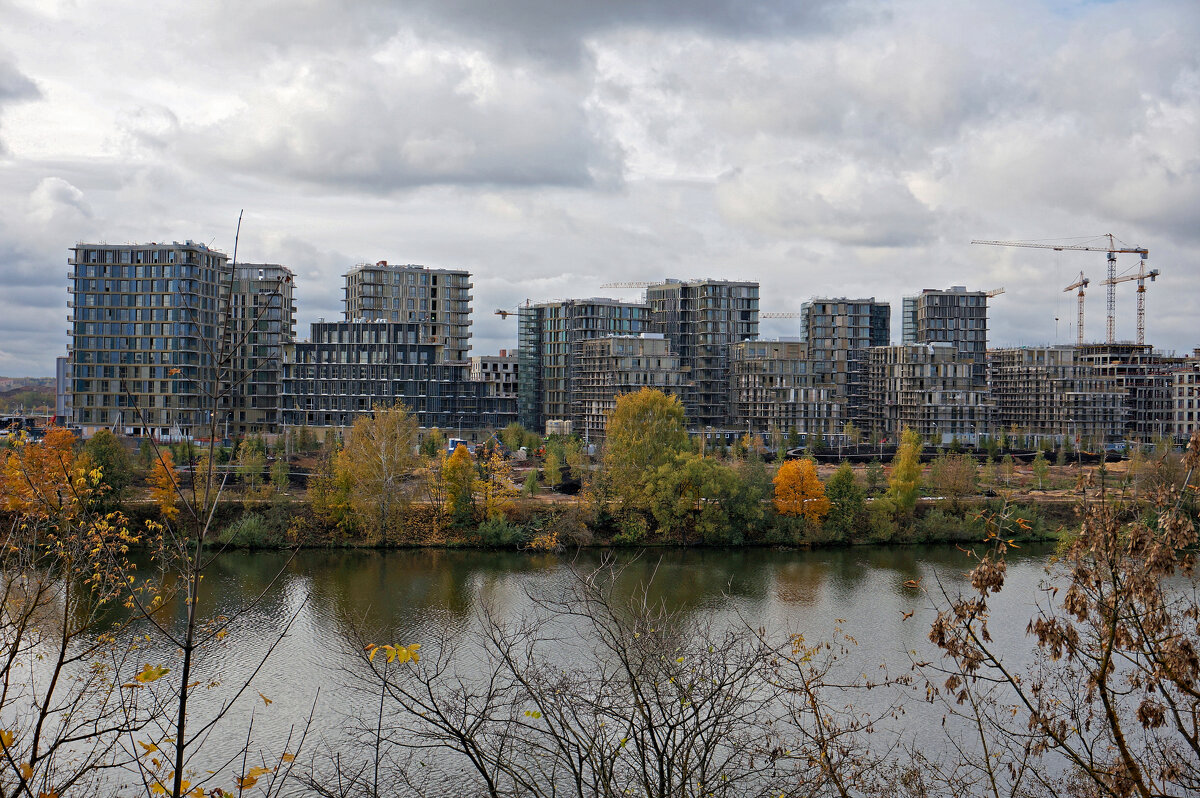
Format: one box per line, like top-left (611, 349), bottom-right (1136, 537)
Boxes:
top-left (118, 543), bottom-right (1057, 794)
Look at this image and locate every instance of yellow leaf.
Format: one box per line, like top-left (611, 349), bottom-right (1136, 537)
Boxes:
top-left (39, 792), bottom-right (58, 798)
top-left (150, 781), bottom-right (167, 795)
top-left (20, 763), bottom-right (33, 780)
top-left (135, 664), bottom-right (170, 683)
top-left (138, 740), bottom-right (159, 756)
top-left (0, 729), bottom-right (13, 749)
top-left (258, 692), bottom-right (273, 706)
top-left (280, 753), bottom-right (295, 763)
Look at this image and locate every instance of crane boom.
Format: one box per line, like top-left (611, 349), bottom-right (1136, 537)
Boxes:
top-left (972, 234), bottom-right (1149, 343)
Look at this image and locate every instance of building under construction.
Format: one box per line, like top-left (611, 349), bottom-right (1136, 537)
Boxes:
top-left (516, 298), bottom-right (650, 434)
top-left (1076, 343), bottom-right (1177, 441)
top-left (728, 339), bottom-right (843, 439)
top-left (988, 346), bottom-right (1125, 446)
top-left (799, 297), bottom-right (890, 428)
top-left (867, 343), bottom-right (991, 442)
top-left (573, 334), bottom-right (684, 441)
top-left (646, 278), bottom-right (759, 431)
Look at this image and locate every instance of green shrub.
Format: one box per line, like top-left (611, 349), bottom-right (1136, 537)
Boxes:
top-left (217, 513), bottom-right (279, 548)
top-left (612, 512), bottom-right (649, 546)
top-left (476, 517), bottom-right (527, 548)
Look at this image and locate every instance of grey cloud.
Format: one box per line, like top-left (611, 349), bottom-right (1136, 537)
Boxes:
top-left (404, 0), bottom-right (865, 66)
top-left (0, 57), bottom-right (39, 155)
top-left (715, 161), bottom-right (937, 247)
top-left (172, 51), bottom-right (617, 191)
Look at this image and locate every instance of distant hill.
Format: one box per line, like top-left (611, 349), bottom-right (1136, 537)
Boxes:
top-left (0, 377), bottom-right (55, 392)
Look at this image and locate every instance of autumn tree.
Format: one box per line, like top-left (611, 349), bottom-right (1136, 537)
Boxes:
top-left (477, 447), bottom-right (516, 520)
top-left (79, 428), bottom-right (133, 511)
top-left (824, 462), bottom-right (865, 541)
top-left (925, 432), bottom-right (1200, 798)
top-left (444, 443), bottom-right (476, 525)
top-left (886, 427), bottom-right (923, 520)
top-left (236, 434), bottom-right (266, 495)
top-left (602, 388), bottom-right (688, 512)
top-left (1030, 449), bottom-right (1049, 491)
top-left (773, 458), bottom-right (830, 522)
top-left (928, 451), bottom-right (978, 512)
top-left (150, 449), bottom-right (180, 521)
top-left (339, 403), bottom-right (419, 540)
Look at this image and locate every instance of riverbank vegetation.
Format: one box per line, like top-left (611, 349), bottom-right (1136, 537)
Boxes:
top-left (4, 391), bottom-right (1190, 554)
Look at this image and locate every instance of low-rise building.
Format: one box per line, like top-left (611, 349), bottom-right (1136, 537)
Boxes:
top-left (728, 339), bottom-right (842, 439)
top-left (988, 346), bottom-right (1125, 446)
top-left (867, 343), bottom-right (991, 443)
top-left (574, 334), bottom-right (684, 441)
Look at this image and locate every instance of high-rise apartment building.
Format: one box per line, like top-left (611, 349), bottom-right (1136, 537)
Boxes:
top-left (469, 351), bottom-right (519, 431)
top-left (517, 299), bottom-right (650, 433)
top-left (800, 297), bottom-right (889, 427)
top-left (225, 264), bottom-right (296, 436)
top-left (902, 287), bottom-right (989, 386)
top-left (574, 334), bottom-right (684, 441)
top-left (987, 346), bottom-right (1125, 446)
top-left (1171, 350), bottom-right (1200, 443)
top-left (68, 241), bottom-right (229, 439)
top-left (343, 261), bottom-right (472, 362)
top-left (646, 279), bottom-right (759, 429)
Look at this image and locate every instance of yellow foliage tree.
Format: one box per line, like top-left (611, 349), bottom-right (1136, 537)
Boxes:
top-left (339, 403), bottom-right (419, 540)
top-left (478, 448), bottom-right (517, 521)
top-left (149, 449), bottom-right (179, 521)
top-left (444, 443), bottom-right (477, 524)
top-left (602, 388), bottom-right (688, 511)
top-left (772, 458), bottom-right (830, 522)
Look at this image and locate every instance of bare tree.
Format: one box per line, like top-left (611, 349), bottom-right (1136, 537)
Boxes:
top-left (314, 558), bottom-right (911, 798)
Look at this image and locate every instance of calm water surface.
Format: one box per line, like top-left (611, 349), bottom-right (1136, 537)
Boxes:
top-left (134, 544), bottom-right (1058, 787)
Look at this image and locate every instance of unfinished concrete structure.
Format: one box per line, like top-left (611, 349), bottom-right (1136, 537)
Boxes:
top-left (799, 297), bottom-right (890, 427)
top-left (68, 241), bottom-right (230, 439)
top-left (573, 334), bottom-right (684, 441)
top-left (1170, 349), bottom-right (1200, 443)
top-left (867, 343), bottom-right (991, 442)
top-left (225, 263), bottom-right (296, 436)
top-left (987, 346), bottom-right (1125, 446)
top-left (728, 339), bottom-right (842, 439)
top-left (1076, 343), bottom-right (1176, 441)
top-left (517, 298), bottom-right (651, 433)
top-left (646, 278), bottom-right (759, 431)
top-left (343, 262), bottom-right (472, 362)
top-left (469, 350), bottom-right (518, 430)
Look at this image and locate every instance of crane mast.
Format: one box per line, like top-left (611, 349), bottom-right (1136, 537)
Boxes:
top-left (1063, 272), bottom-right (1089, 346)
top-left (1101, 265), bottom-right (1160, 346)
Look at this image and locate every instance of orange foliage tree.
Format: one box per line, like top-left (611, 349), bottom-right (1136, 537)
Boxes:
top-left (772, 458), bottom-right (830, 522)
top-left (149, 449), bottom-right (179, 521)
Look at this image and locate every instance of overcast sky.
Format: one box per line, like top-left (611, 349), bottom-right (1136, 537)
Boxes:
top-left (0, 0), bottom-right (1196, 375)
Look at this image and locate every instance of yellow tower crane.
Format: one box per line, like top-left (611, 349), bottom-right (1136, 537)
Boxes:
top-left (971, 234), bottom-right (1149, 343)
top-left (1101, 264), bottom-right (1160, 346)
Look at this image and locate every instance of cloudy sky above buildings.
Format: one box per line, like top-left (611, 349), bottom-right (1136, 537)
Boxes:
top-left (0, 0), bottom-right (1196, 374)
